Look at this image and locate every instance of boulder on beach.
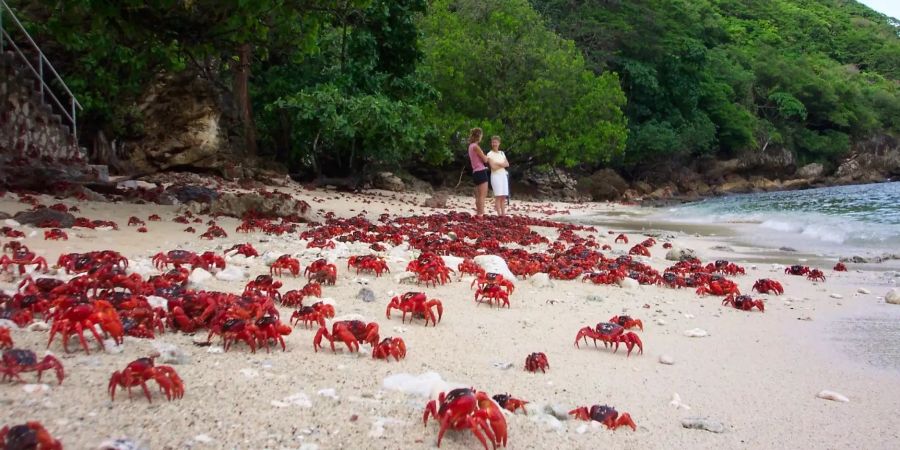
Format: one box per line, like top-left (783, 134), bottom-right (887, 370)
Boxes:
top-left (886, 288), bottom-right (900, 305)
top-left (473, 255), bottom-right (516, 283)
top-left (14, 208), bottom-right (75, 228)
top-left (666, 247), bottom-right (697, 261)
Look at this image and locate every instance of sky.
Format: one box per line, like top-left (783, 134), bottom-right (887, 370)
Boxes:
top-left (859, 0), bottom-right (900, 19)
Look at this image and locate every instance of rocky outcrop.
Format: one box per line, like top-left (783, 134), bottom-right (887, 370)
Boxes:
top-left (14, 208), bottom-right (76, 228)
top-left (577, 168), bottom-right (629, 201)
top-left (522, 167), bottom-right (581, 201)
top-left (373, 172), bottom-right (405, 192)
top-left (124, 71), bottom-right (242, 175)
top-left (834, 134), bottom-right (900, 183)
top-left (183, 192), bottom-right (311, 220)
top-left (796, 163), bottom-right (825, 179)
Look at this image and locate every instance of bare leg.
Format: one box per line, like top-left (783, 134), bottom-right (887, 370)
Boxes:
top-left (498, 196), bottom-right (507, 216)
top-left (494, 196), bottom-right (503, 215)
top-left (475, 183), bottom-right (488, 216)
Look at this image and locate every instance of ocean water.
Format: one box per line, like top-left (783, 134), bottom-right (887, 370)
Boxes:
top-left (652, 182), bottom-right (900, 256)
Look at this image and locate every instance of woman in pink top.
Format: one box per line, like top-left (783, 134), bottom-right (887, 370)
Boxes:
top-left (467, 127), bottom-right (489, 217)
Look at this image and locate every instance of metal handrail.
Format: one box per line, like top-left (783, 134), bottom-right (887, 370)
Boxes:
top-left (0, 0), bottom-right (82, 140)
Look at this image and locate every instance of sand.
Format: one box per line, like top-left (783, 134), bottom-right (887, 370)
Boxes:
top-left (1, 182), bottom-right (898, 450)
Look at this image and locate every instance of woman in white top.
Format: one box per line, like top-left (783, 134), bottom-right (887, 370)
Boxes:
top-left (486, 135), bottom-right (510, 216)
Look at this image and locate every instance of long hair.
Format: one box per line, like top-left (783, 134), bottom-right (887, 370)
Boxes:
top-left (468, 127), bottom-right (483, 144)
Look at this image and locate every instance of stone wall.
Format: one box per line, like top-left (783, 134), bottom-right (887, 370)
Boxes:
top-left (0, 51), bottom-right (96, 188)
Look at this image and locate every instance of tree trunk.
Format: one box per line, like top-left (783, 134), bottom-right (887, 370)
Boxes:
top-left (234, 42), bottom-right (258, 155)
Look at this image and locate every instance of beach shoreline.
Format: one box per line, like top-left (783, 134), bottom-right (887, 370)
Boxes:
top-left (1, 183), bottom-right (898, 449)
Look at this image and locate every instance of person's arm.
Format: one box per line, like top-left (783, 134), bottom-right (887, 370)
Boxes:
top-left (475, 145), bottom-right (488, 163)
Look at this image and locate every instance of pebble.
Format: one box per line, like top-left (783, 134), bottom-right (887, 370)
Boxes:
top-left (492, 362), bottom-right (514, 370)
top-left (669, 393), bottom-right (690, 410)
top-left (393, 271), bottom-right (418, 284)
top-left (530, 273), bottom-right (553, 288)
top-left (543, 403), bottom-right (572, 421)
top-left (857, 288), bottom-right (871, 294)
top-left (188, 268), bottom-right (213, 286)
top-left (97, 438), bottom-right (148, 450)
top-left (656, 319), bottom-right (666, 326)
top-left (193, 434), bottom-right (214, 444)
top-left (356, 288), bottom-right (376, 303)
top-left (683, 328), bottom-right (709, 338)
top-left (684, 313), bottom-right (695, 319)
top-left (146, 296), bottom-right (168, 309)
top-left (681, 417), bottom-right (725, 433)
top-left (618, 277), bottom-right (639, 289)
top-left (153, 342), bottom-right (189, 365)
top-left (816, 390), bottom-right (849, 402)
top-left (585, 295), bottom-right (604, 303)
top-left (317, 388), bottom-right (339, 399)
top-left (283, 392), bottom-right (313, 408)
top-left (885, 288), bottom-right (900, 305)
top-left (214, 266), bottom-right (246, 282)
top-left (23, 384), bottom-right (50, 394)
top-left (206, 346), bottom-right (224, 354)
top-left (659, 354), bottom-right (675, 365)
top-left (829, 293), bottom-right (843, 299)
top-left (576, 424), bottom-right (589, 434)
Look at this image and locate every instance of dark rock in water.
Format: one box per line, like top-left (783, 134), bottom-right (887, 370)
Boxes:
top-left (14, 208), bottom-right (75, 228)
top-left (711, 245), bottom-right (735, 252)
top-left (779, 247), bottom-right (797, 252)
top-left (165, 185), bottom-right (219, 204)
top-left (841, 254), bottom-right (900, 264)
top-left (356, 288), bottom-right (376, 303)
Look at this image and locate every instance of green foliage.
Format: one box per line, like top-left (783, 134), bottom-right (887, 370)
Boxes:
top-left (418, 0), bottom-right (628, 168)
top-left (533, 0), bottom-right (900, 165)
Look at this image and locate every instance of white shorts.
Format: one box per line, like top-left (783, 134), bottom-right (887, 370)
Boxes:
top-left (491, 171), bottom-right (509, 197)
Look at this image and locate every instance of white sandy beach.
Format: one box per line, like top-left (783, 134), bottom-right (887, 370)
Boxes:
top-left (1, 182), bottom-right (898, 450)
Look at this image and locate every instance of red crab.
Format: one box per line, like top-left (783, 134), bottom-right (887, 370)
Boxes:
top-left (784, 265), bottom-right (810, 276)
top-left (306, 238), bottom-right (336, 249)
top-left (492, 393), bottom-right (528, 415)
top-left (128, 216), bottom-right (145, 227)
top-left (47, 301), bottom-right (124, 353)
top-left (753, 278), bottom-right (784, 295)
top-left (458, 259), bottom-right (485, 277)
top-left (614, 234), bottom-right (628, 244)
top-left (108, 355), bottom-right (184, 402)
top-left (200, 225), bottom-right (228, 239)
top-left (153, 250), bottom-right (222, 271)
top-left (574, 322), bottom-right (643, 357)
top-left (270, 254), bottom-right (301, 277)
top-left (471, 272), bottom-right (515, 295)
top-left (806, 269), bottom-right (826, 282)
top-left (423, 388), bottom-right (508, 450)
top-left (254, 315), bottom-right (292, 352)
top-left (474, 285), bottom-right (510, 308)
top-left (582, 271), bottom-right (623, 285)
top-left (290, 302), bottom-right (335, 328)
top-left (524, 352), bottom-right (549, 373)
top-left (309, 267), bottom-right (337, 285)
top-left (148, 214), bottom-right (161, 222)
top-left (43, 229), bottom-right (68, 241)
top-left (137, 227), bottom-right (148, 233)
top-left (833, 262), bottom-right (847, 272)
top-left (695, 278), bottom-right (740, 296)
top-left (386, 292), bottom-right (443, 326)
top-left (609, 315), bottom-right (644, 331)
top-left (372, 337), bottom-right (407, 361)
top-left (207, 318), bottom-right (258, 352)
top-left (226, 243), bottom-right (259, 258)
top-left (0, 422), bottom-right (62, 450)
top-left (640, 238), bottom-right (656, 247)
top-left (628, 244), bottom-right (650, 257)
top-left (347, 255), bottom-right (390, 277)
top-left (569, 404), bottom-right (636, 431)
top-left (184, 227), bottom-right (196, 233)
top-left (662, 242), bottom-right (673, 249)
top-left (407, 252), bottom-right (453, 286)
top-left (0, 328), bottom-right (11, 349)
top-left (0, 248), bottom-right (49, 275)
top-left (0, 348), bottom-right (65, 384)
top-left (313, 320), bottom-right (380, 353)
top-left (722, 294), bottom-right (765, 312)
top-left (244, 275), bottom-right (283, 300)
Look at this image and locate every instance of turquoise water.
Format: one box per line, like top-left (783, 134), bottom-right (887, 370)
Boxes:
top-left (654, 182), bottom-right (900, 254)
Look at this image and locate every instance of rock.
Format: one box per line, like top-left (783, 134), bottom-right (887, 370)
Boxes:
top-left (317, 388), bottom-right (339, 400)
top-left (542, 403), bottom-right (572, 421)
top-left (473, 255), bottom-right (516, 284)
top-left (491, 362), bottom-right (514, 370)
top-left (440, 256), bottom-right (465, 270)
top-left (163, 185), bottom-right (219, 204)
top-left (669, 393), bottom-right (690, 410)
top-left (394, 271), bottom-right (418, 285)
top-left (98, 437), bottom-right (149, 450)
top-left (188, 192), bottom-right (311, 220)
top-left (885, 288), bottom-right (900, 305)
top-left (586, 295), bottom-right (605, 303)
top-left (816, 390), bottom-right (849, 402)
top-left (656, 319), bottom-right (666, 326)
top-left (857, 288), bottom-right (871, 294)
top-left (683, 328), bottom-right (709, 338)
top-left (356, 288), bottom-right (376, 303)
top-left (214, 266), bottom-right (246, 282)
top-left (188, 268), bottom-right (213, 286)
top-left (779, 246), bottom-right (797, 252)
top-left (829, 293), bottom-right (843, 299)
top-left (152, 342), bottom-right (189, 365)
top-left (525, 167), bottom-right (581, 201)
top-left (796, 163), bottom-right (825, 179)
top-left (666, 247), bottom-right (697, 262)
top-left (716, 174), bottom-right (751, 194)
top-left (530, 273), bottom-right (553, 289)
top-left (422, 193), bottom-right (448, 208)
top-left (374, 172), bottom-right (405, 192)
top-left (681, 417), bottom-right (725, 433)
top-left (659, 355), bottom-right (675, 365)
top-left (578, 168), bottom-right (629, 201)
top-left (0, 212), bottom-right (9, 220)
top-left (124, 70), bottom-right (242, 175)
top-left (618, 277), bottom-right (639, 289)
top-left (13, 208), bottom-right (76, 228)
